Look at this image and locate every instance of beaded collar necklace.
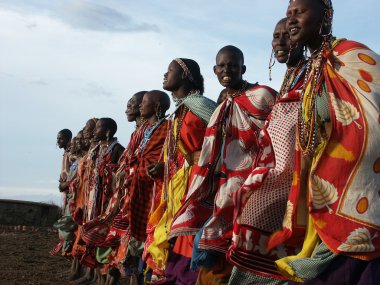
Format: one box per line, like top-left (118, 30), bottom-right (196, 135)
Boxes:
top-left (226, 80), bottom-right (248, 99)
top-left (297, 39), bottom-right (330, 156)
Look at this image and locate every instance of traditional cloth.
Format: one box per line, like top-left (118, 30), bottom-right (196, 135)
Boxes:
top-left (145, 93), bottom-right (216, 275)
top-left (50, 149), bottom-right (73, 256)
top-left (71, 154), bottom-right (91, 258)
top-left (71, 146), bottom-right (98, 259)
top-left (170, 85), bottom-right (276, 259)
top-left (128, 118), bottom-right (168, 242)
top-left (106, 123), bottom-right (148, 268)
top-left (229, 267), bottom-right (286, 285)
top-left (226, 68), bottom-right (306, 279)
top-left (54, 156), bottom-right (81, 255)
top-left (287, 255), bottom-right (380, 285)
top-left (59, 150), bottom-right (72, 212)
top-left (60, 149), bottom-right (72, 185)
top-left (267, 39), bottom-right (380, 268)
top-left (230, 39), bottom-right (380, 283)
top-left (195, 255), bottom-right (234, 285)
top-left (80, 139), bottom-right (124, 265)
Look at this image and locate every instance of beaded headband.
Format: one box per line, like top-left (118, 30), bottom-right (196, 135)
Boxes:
top-left (321, 0), bottom-right (333, 10)
top-left (174, 58), bottom-right (195, 83)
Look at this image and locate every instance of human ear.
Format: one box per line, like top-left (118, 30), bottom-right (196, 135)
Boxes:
top-left (241, 65), bottom-right (246, 75)
top-left (213, 65), bottom-right (217, 75)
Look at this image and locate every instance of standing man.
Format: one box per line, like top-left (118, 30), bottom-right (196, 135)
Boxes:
top-left (51, 128), bottom-right (73, 256)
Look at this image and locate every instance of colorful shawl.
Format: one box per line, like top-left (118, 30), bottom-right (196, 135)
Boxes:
top-left (171, 85), bottom-right (276, 255)
top-left (179, 91), bottom-right (218, 124)
top-left (128, 119), bottom-right (168, 242)
top-left (226, 70), bottom-right (305, 278)
top-left (266, 39), bottom-right (380, 261)
top-left (80, 139), bottom-right (124, 247)
top-left (106, 123), bottom-right (149, 267)
top-left (145, 107), bottom-right (212, 272)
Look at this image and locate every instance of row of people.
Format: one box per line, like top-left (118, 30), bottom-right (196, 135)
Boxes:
top-left (54, 1), bottom-right (380, 284)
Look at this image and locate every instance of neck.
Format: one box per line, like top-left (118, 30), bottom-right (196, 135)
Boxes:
top-left (147, 115), bottom-right (158, 126)
top-left (172, 83), bottom-right (193, 99)
top-left (226, 79), bottom-right (246, 93)
top-left (136, 116), bottom-right (144, 128)
top-left (286, 55), bottom-right (304, 68)
top-left (307, 35), bottom-right (324, 54)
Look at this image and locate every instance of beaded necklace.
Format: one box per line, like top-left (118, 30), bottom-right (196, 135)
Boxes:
top-left (226, 80), bottom-right (248, 99)
top-left (169, 105), bottom-right (188, 173)
top-left (297, 39), bottom-right (330, 156)
top-left (278, 58), bottom-right (307, 98)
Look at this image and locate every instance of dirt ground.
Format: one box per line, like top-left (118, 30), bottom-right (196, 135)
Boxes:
top-left (0, 227), bottom-right (71, 285)
top-left (0, 226), bottom-right (135, 285)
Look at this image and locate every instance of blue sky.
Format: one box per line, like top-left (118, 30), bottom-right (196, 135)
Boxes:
top-left (0, 0), bottom-right (379, 206)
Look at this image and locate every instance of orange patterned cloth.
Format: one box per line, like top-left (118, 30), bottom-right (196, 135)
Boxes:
top-left (267, 40), bottom-right (380, 260)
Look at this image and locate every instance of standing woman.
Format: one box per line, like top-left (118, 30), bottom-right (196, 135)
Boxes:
top-left (145, 58), bottom-right (217, 284)
top-left (170, 46), bottom-right (277, 285)
top-left (226, 18), bottom-right (307, 285)
top-left (269, 0), bottom-right (380, 284)
top-left (106, 91), bottom-right (148, 275)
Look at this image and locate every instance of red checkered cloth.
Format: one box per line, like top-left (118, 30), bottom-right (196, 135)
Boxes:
top-left (128, 120), bottom-right (168, 242)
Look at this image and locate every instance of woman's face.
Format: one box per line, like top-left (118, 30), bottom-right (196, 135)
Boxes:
top-left (272, 20), bottom-right (291, 64)
top-left (126, 95), bottom-right (141, 122)
top-left (286, 0), bottom-right (324, 50)
top-left (139, 93), bottom-right (156, 119)
top-left (93, 120), bottom-right (107, 141)
top-left (76, 133), bottom-right (84, 151)
top-left (56, 133), bottom-right (70, 149)
top-left (163, 61), bottom-right (183, 94)
top-left (69, 138), bottom-right (77, 154)
top-left (213, 51), bottom-right (245, 89)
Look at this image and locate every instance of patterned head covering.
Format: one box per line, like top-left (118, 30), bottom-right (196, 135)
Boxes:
top-left (174, 58), bottom-right (195, 83)
top-left (321, 0), bottom-right (333, 35)
top-left (321, 0), bottom-right (333, 10)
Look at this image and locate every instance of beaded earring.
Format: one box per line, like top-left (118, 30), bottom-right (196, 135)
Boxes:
top-left (268, 49), bottom-right (276, 81)
top-left (319, 9), bottom-right (333, 37)
top-left (156, 105), bottom-right (162, 119)
top-left (136, 117), bottom-right (146, 129)
top-left (106, 130), bottom-right (111, 144)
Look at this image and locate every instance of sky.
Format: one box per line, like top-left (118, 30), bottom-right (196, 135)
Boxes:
top-left (0, 0), bottom-right (379, 206)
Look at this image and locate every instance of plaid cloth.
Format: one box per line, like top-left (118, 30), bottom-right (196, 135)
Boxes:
top-left (128, 120), bottom-right (168, 242)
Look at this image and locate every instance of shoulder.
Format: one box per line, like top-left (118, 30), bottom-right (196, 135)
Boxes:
top-left (113, 143), bottom-right (125, 154)
top-left (184, 109), bottom-right (207, 127)
top-left (332, 38), bottom-right (375, 55)
top-left (244, 84), bottom-right (277, 103)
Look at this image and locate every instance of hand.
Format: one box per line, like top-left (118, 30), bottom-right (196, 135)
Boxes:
top-left (59, 181), bottom-right (69, 192)
top-left (147, 162), bottom-right (164, 178)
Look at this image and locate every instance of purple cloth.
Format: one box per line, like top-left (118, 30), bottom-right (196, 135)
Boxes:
top-left (288, 256), bottom-right (380, 285)
top-left (153, 249), bottom-right (200, 285)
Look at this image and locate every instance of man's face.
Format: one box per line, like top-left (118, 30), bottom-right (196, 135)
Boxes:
top-left (57, 133), bottom-right (70, 149)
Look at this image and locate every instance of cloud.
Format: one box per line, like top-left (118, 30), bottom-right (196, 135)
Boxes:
top-left (59, 1), bottom-right (159, 33)
top-left (84, 82), bottom-right (114, 98)
top-left (26, 22), bottom-right (37, 29)
top-left (28, 78), bottom-right (49, 86)
top-left (0, 0), bottom-right (159, 33)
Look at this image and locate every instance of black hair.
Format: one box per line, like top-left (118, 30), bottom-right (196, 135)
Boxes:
top-left (217, 45), bottom-right (245, 64)
top-left (133, 91), bottom-right (147, 104)
top-left (59, 129), bottom-right (72, 140)
top-left (147, 90), bottom-right (171, 114)
top-left (99, 118), bottom-right (117, 138)
top-left (180, 58), bottom-right (205, 95)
